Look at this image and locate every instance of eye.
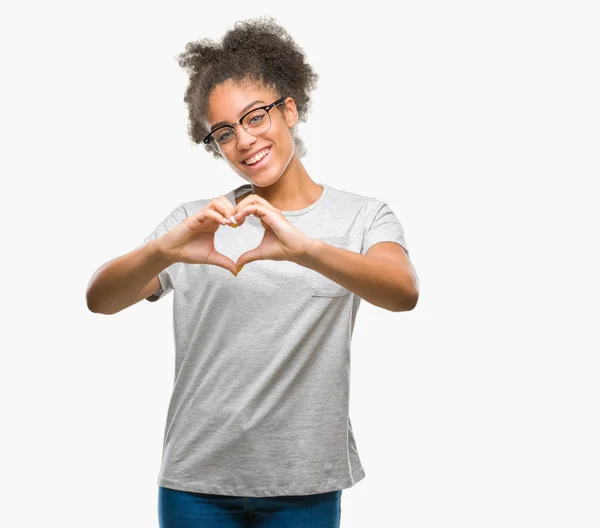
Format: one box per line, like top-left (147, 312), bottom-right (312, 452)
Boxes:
top-left (249, 114), bottom-right (264, 125)
top-left (215, 129), bottom-right (234, 143)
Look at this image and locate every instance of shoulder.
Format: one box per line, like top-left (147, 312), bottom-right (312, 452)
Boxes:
top-left (323, 183), bottom-right (384, 216)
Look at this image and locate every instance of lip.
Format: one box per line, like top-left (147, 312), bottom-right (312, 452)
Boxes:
top-left (241, 146), bottom-right (272, 169)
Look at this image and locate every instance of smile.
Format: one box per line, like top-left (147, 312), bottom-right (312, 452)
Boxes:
top-left (243, 147), bottom-right (271, 167)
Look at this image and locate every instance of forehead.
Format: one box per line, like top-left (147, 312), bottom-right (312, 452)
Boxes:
top-left (206, 81), bottom-right (277, 126)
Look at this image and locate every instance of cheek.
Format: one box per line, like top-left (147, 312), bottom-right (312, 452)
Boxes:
top-left (270, 126), bottom-right (293, 152)
top-left (225, 154), bottom-right (237, 167)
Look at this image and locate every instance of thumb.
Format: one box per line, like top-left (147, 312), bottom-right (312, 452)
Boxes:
top-left (236, 246), bottom-right (263, 270)
top-left (205, 250), bottom-right (237, 276)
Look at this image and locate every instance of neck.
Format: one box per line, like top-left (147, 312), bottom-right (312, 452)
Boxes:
top-left (241, 152), bottom-right (323, 212)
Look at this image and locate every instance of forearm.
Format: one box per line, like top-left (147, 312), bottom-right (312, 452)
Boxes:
top-left (294, 239), bottom-right (418, 312)
top-left (86, 239), bottom-right (176, 314)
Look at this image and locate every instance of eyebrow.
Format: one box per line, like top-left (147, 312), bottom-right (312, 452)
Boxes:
top-left (210, 100), bottom-right (266, 131)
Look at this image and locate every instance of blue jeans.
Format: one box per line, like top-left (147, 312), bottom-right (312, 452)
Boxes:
top-left (158, 485), bottom-right (342, 527)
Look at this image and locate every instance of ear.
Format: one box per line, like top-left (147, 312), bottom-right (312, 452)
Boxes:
top-left (281, 97), bottom-right (299, 128)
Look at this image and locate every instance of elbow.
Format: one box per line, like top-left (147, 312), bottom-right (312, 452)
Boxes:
top-left (86, 295), bottom-right (104, 314)
top-left (393, 287), bottom-right (419, 312)
top-left (86, 289), bottom-right (99, 313)
top-left (408, 290), bottom-right (419, 310)
top-left (392, 269), bottom-right (419, 312)
top-left (86, 290), bottom-right (114, 315)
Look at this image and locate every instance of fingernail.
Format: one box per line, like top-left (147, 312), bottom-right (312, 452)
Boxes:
top-left (230, 215), bottom-right (238, 226)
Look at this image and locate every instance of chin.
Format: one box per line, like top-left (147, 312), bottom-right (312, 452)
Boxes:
top-left (241, 160), bottom-right (280, 182)
top-left (245, 172), bottom-right (281, 188)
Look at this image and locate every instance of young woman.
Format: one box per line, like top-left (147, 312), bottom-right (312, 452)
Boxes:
top-left (87, 15), bottom-right (419, 528)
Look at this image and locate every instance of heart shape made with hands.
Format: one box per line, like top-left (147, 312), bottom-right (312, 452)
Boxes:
top-left (213, 213), bottom-right (265, 271)
top-left (212, 193), bottom-right (310, 273)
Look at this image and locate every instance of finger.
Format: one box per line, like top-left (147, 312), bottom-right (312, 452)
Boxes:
top-left (231, 195), bottom-right (261, 227)
top-left (233, 203), bottom-right (277, 227)
top-left (236, 244), bottom-right (263, 268)
top-left (235, 193), bottom-right (279, 215)
top-left (215, 196), bottom-right (237, 222)
top-left (218, 194), bottom-right (238, 214)
top-left (205, 249), bottom-right (237, 276)
top-left (189, 208), bottom-right (230, 228)
top-left (201, 200), bottom-right (232, 227)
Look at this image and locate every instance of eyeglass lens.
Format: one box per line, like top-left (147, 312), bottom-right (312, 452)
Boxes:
top-left (209, 108), bottom-right (272, 154)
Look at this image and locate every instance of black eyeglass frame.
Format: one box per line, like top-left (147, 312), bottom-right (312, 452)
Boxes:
top-left (202, 96), bottom-right (287, 151)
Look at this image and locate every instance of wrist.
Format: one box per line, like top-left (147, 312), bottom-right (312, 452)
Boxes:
top-left (148, 238), bottom-right (178, 267)
top-left (292, 238), bottom-right (321, 267)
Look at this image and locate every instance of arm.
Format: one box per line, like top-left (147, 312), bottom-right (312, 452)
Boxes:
top-left (86, 239), bottom-right (177, 315)
top-left (294, 240), bottom-right (419, 312)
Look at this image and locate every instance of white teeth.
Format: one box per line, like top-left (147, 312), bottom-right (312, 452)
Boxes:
top-left (244, 147), bottom-right (270, 165)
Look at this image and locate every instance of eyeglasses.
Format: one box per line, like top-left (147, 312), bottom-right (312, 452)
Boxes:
top-left (202, 96), bottom-right (287, 155)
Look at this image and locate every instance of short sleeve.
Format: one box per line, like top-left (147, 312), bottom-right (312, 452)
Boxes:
top-left (140, 204), bottom-right (187, 302)
top-left (361, 201), bottom-right (410, 257)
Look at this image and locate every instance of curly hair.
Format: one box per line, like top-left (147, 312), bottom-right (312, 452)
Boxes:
top-left (175, 15), bottom-right (319, 160)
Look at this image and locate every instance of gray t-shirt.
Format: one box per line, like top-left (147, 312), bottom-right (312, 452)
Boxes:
top-left (141, 182), bottom-right (410, 497)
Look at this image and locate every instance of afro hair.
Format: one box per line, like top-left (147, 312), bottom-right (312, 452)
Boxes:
top-left (175, 15), bottom-right (319, 160)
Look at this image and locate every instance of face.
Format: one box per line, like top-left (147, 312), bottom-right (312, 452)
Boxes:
top-left (205, 80), bottom-right (299, 185)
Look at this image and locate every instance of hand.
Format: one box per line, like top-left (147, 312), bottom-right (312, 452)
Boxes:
top-left (155, 195), bottom-right (238, 275)
top-left (232, 194), bottom-right (312, 270)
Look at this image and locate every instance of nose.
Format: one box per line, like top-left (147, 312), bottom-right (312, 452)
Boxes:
top-left (234, 123), bottom-right (257, 151)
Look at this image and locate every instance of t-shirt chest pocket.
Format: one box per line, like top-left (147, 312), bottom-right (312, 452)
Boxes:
top-left (309, 236), bottom-right (353, 298)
